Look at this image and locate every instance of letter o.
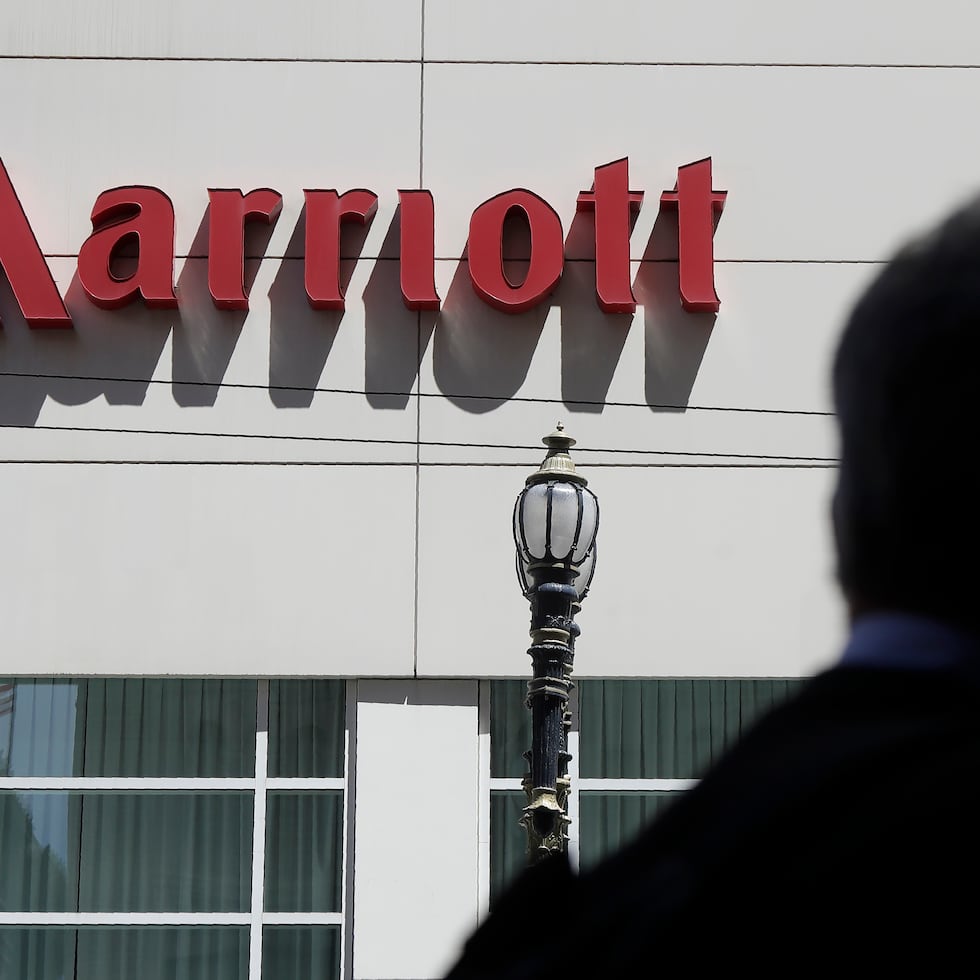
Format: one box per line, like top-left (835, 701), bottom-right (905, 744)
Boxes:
top-left (468, 189), bottom-right (564, 313)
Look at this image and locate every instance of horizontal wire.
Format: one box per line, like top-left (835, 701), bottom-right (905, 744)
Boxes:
top-left (0, 460), bottom-right (837, 468)
top-left (429, 60), bottom-right (980, 70)
top-left (0, 371), bottom-right (834, 417)
top-left (0, 54), bottom-right (421, 64)
top-left (0, 422), bottom-right (837, 462)
top-left (33, 254), bottom-right (886, 265)
top-left (0, 55), bottom-right (975, 70)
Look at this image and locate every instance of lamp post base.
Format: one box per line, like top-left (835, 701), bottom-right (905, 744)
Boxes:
top-left (521, 785), bottom-right (568, 861)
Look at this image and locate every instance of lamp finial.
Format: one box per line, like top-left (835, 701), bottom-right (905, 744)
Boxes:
top-left (527, 425), bottom-right (586, 486)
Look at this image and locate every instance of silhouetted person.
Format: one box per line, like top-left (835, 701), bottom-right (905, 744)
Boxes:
top-left (446, 197), bottom-right (980, 975)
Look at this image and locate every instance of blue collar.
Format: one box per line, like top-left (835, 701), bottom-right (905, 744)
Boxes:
top-left (839, 612), bottom-right (980, 672)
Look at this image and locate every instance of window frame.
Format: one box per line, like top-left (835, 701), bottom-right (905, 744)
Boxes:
top-left (482, 677), bottom-right (800, 903)
top-left (0, 678), bottom-right (355, 980)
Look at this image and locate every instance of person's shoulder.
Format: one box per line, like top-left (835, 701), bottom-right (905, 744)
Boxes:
top-left (676, 662), bottom-right (980, 802)
top-left (445, 854), bottom-right (576, 980)
top-left (774, 660), bottom-right (980, 733)
top-left (593, 663), bottom-right (980, 864)
top-left (443, 664), bottom-right (980, 977)
top-left (559, 663), bottom-right (980, 966)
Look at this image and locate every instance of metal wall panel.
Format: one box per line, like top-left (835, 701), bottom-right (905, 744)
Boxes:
top-left (0, 0), bottom-right (423, 59)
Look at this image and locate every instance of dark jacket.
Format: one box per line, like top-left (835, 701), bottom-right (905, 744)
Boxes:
top-left (447, 665), bottom-right (980, 975)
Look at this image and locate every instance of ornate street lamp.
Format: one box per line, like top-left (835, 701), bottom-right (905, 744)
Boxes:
top-left (513, 423), bottom-right (599, 862)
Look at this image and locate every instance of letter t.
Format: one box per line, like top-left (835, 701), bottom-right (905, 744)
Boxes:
top-left (577, 158), bottom-right (643, 313)
top-left (660, 158), bottom-right (727, 313)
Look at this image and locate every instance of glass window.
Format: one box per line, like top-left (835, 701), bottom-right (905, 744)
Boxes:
top-left (489, 680), bottom-right (529, 778)
top-left (0, 680), bottom-right (84, 777)
top-left (0, 792), bottom-right (79, 912)
top-left (0, 927), bottom-right (76, 980)
top-left (488, 677), bottom-right (807, 902)
top-left (0, 679), bottom-right (257, 778)
top-left (76, 927), bottom-right (248, 980)
top-left (264, 792), bottom-right (343, 912)
top-left (579, 678), bottom-right (803, 778)
top-left (1, 679), bottom-right (348, 980)
top-left (268, 681), bottom-right (344, 778)
top-left (579, 791), bottom-right (677, 869)
top-left (489, 791), bottom-right (526, 908)
top-left (0, 927), bottom-right (249, 980)
top-left (83, 680), bottom-right (257, 777)
top-left (77, 793), bottom-right (253, 912)
top-left (0, 792), bottom-right (253, 913)
top-left (262, 926), bottom-right (340, 980)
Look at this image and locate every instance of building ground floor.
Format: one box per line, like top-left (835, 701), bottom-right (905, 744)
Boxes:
top-left (1, 674), bottom-right (803, 979)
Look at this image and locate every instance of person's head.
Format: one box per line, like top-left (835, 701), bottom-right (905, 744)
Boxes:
top-left (833, 198), bottom-right (980, 627)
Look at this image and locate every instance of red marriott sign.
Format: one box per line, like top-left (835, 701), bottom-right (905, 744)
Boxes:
top-left (0, 157), bottom-right (726, 330)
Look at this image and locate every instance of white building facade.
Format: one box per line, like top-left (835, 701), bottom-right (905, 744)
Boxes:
top-left (0, 2), bottom-right (973, 977)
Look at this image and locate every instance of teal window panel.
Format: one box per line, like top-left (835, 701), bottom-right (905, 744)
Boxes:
top-left (579, 791), bottom-right (679, 870)
top-left (268, 680), bottom-right (345, 778)
top-left (489, 680), bottom-right (529, 779)
top-left (262, 926), bottom-right (340, 980)
top-left (264, 792), bottom-right (343, 912)
top-left (77, 927), bottom-right (248, 980)
top-left (489, 790), bottom-right (527, 907)
top-left (579, 678), bottom-right (804, 778)
top-left (0, 792), bottom-right (79, 912)
top-left (0, 679), bottom-right (257, 778)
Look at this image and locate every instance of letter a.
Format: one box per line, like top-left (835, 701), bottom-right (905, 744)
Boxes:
top-left (77, 187), bottom-right (179, 309)
top-left (0, 158), bottom-right (71, 328)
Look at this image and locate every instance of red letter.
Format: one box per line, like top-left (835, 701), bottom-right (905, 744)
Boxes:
top-left (398, 189), bottom-right (440, 311)
top-left (0, 159), bottom-right (71, 328)
top-left (577, 158), bottom-right (643, 313)
top-left (660, 158), bottom-right (727, 313)
top-left (208, 188), bottom-right (282, 310)
top-left (77, 187), bottom-right (178, 310)
top-left (468, 189), bottom-right (563, 313)
top-left (304, 189), bottom-right (378, 311)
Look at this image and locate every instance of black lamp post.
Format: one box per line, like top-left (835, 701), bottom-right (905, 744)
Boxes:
top-left (513, 423), bottom-right (598, 862)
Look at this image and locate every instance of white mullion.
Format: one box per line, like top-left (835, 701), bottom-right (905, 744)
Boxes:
top-left (261, 913), bottom-right (343, 926)
top-left (248, 680), bottom-right (270, 980)
top-left (477, 680), bottom-right (491, 921)
top-left (265, 777), bottom-right (344, 791)
top-left (0, 777), bottom-right (254, 790)
top-left (339, 680), bottom-right (357, 980)
top-left (577, 778), bottom-right (697, 792)
top-left (566, 685), bottom-right (580, 873)
top-left (488, 777), bottom-right (523, 791)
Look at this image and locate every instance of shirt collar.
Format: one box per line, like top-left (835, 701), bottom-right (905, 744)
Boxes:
top-left (839, 611), bottom-right (980, 672)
